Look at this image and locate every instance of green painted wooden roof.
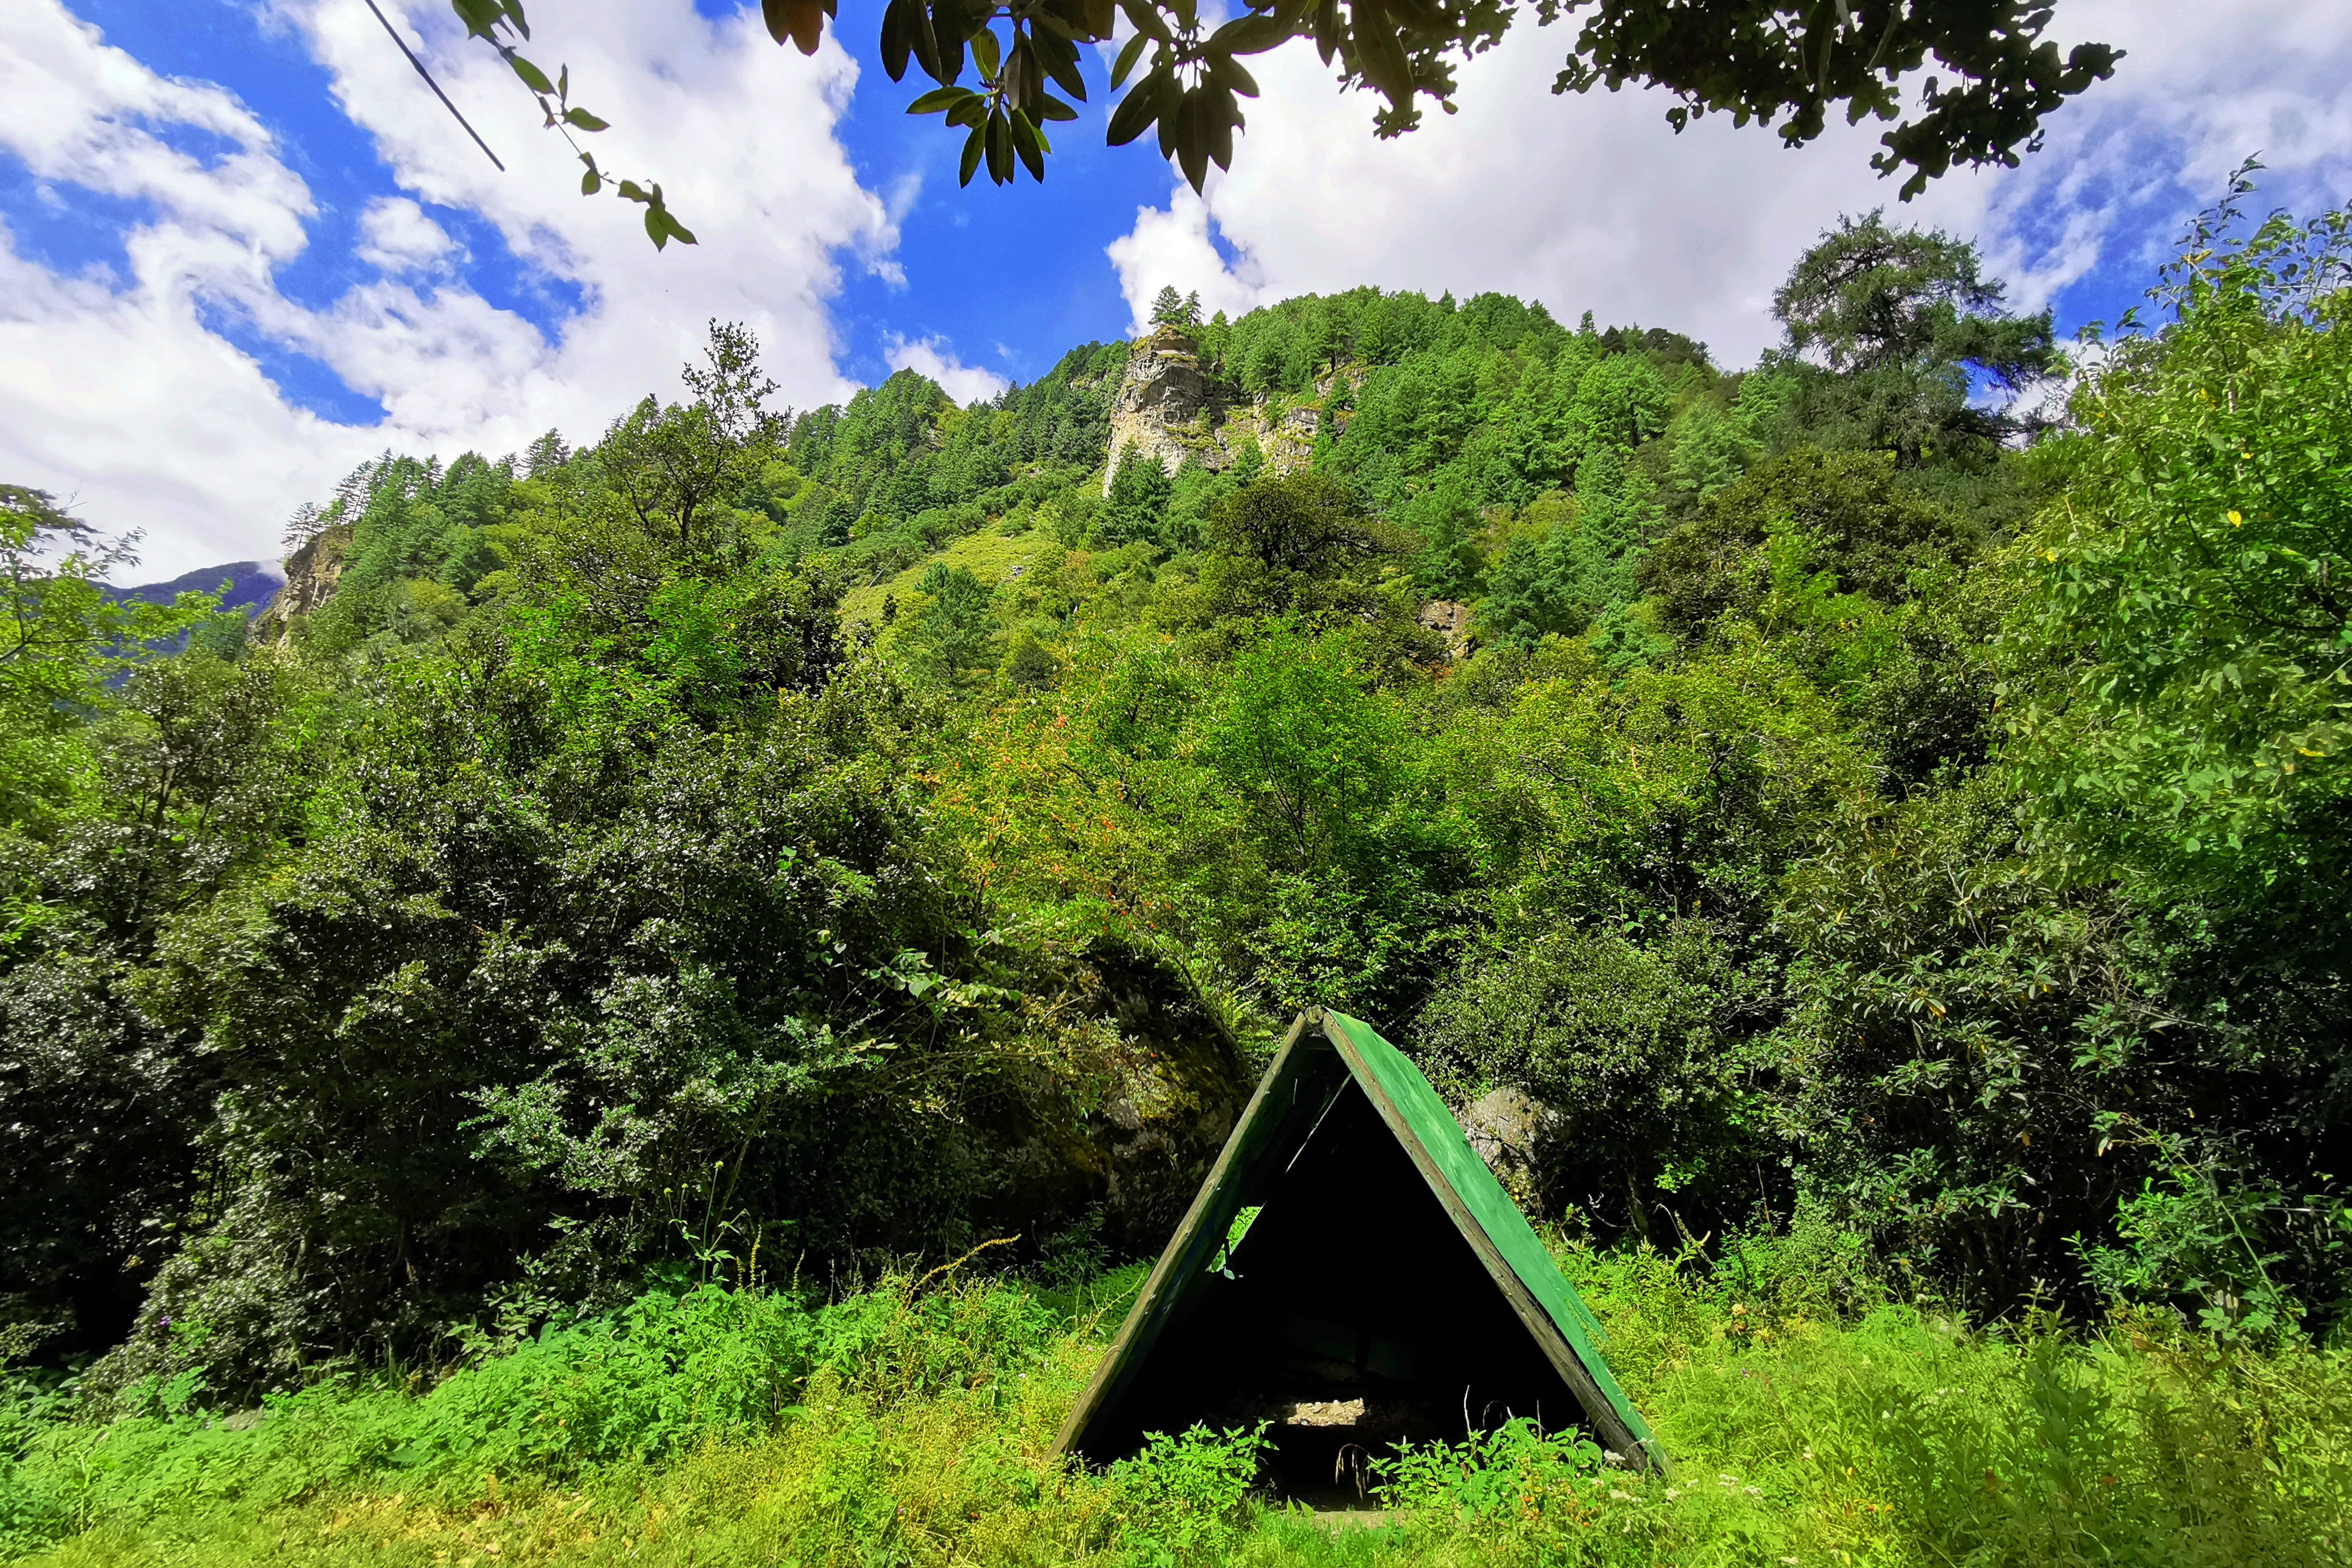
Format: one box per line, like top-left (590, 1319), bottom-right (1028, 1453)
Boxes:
top-left (1055, 1007), bottom-right (1662, 1470)
top-left (1320, 1009), bottom-right (1655, 1457)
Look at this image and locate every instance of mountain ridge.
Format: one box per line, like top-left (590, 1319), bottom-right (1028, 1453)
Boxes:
top-left (105, 559), bottom-right (283, 618)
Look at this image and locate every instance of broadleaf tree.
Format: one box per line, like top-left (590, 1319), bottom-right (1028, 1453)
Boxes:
top-left (430, 0), bottom-right (2119, 243)
top-left (2006, 165), bottom-right (2352, 931)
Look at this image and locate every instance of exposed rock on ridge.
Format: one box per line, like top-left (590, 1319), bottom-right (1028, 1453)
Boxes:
top-left (1103, 326), bottom-right (1215, 493)
top-left (1102, 327), bottom-right (1328, 492)
top-left (252, 524), bottom-right (351, 641)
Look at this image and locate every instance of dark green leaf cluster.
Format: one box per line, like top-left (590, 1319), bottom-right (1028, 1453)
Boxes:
top-left (425, 0), bottom-right (2117, 240)
top-left (1550, 0), bottom-right (2121, 197)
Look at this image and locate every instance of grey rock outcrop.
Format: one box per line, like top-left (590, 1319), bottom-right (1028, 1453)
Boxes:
top-left (1104, 326), bottom-right (1216, 493)
top-left (968, 943), bottom-right (1251, 1255)
top-left (1457, 1085), bottom-right (1560, 1207)
top-left (1102, 329), bottom-right (1338, 493)
top-left (1418, 599), bottom-right (1473, 659)
top-left (252, 524), bottom-right (351, 640)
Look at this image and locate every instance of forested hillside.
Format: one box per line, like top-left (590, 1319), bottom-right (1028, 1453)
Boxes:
top-left (2, 191), bottom-right (2348, 1564)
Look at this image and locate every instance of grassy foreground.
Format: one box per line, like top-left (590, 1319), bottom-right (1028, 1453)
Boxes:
top-left (4, 1229), bottom-right (2347, 1568)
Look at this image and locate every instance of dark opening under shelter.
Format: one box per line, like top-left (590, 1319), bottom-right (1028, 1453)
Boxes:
top-left (1055, 1009), bottom-right (1663, 1502)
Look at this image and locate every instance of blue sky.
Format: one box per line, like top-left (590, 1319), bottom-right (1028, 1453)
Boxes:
top-left (810, 10), bottom-right (1181, 389)
top-left (2, 0), bottom-right (2347, 576)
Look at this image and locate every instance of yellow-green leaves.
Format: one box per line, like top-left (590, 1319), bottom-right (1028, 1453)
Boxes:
top-left (907, 85), bottom-right (977, 114)
top-left (616, 180), bottom-right (697, 249)
top-left (2008, 188), bottom-right (2352, 908)
top-left (449, 0), bottom-right (526, 41)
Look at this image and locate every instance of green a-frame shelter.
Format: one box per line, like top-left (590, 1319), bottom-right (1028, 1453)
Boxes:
top-left (1055, 1009), bottom-right (1662, 1494)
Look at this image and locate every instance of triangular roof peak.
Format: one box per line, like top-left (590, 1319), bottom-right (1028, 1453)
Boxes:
top-left (1055, 1008), bottom-right (1662, 1484)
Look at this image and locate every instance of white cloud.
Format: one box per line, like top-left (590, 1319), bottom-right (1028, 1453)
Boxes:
top-left (0, 4), bottom-right (312, 264)
top-left (355, 196), bottom-right (454, 272)
top-left (0, 0), bottom-right (896, 578)
top-left (8, 0), bottom-right (2345, 581)
top-left (883, 333), bottom-right (1010, 405)
top-left (1105, 185), bottom-right (1265, 330)
top-left (282, 0), bottom-right (896, 427)
top-left (1106, 2), bottom-right (2352, 363)
top-left (0, 1), bottom-right (342, 569)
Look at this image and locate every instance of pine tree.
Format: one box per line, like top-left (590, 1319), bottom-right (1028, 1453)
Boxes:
top-left (1402, 472), bottom-right (1481, 601)
top-left (1101, 446), bottom-right (1173, 547)
top-left (524, 429), bottom-right (571, 475)
top-left (1666, 403), bottom-right (1746, 499)
top-left (1478, 497), bottom-right (1581, 648)
top-left (1567, 444), bottom-right (1651, 609)
top-left (905, 563), bottom-right (999, 689)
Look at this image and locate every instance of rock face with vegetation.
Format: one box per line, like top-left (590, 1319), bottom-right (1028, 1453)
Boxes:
top-left (963, 945), bottom-right (1248, 1255)
top-left (1102, 326), bottom-right (1218, 491)
top-left (250, 524), bottom-right (347, 638)
top-left (1103, 323), bottom-right (1335, 498)
top-left (3, 193), bottom-right (2350, 1565)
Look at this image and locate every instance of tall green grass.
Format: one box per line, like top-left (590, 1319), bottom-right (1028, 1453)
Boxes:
top-left (5, 1228), bottom-right (2347, 1567)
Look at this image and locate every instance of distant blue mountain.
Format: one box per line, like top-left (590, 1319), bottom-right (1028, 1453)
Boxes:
top-left (105, 561), bottom-right (283, 617)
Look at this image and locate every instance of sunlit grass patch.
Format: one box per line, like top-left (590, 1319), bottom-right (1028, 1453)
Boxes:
top-left (7, 1247), bottom-right (2350, 1567)
top-left (841, 528), bottom-right (1063, 628)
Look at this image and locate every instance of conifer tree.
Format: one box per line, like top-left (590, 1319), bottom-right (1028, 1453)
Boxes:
top-left (1101, 446), bottom-right (1174, 546)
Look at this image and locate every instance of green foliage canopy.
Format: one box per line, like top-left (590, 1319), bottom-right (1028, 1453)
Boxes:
top-left (2008, 185), bottom-right (2352, 924)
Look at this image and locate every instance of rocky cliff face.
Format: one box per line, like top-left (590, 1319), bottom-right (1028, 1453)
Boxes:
top-left (251, 524), bottom-right (351, 640)
top-left (1418, 599), bottom-right (1472, 659)
top-left (1102, 328), bottom-right (1330, 492)
top-left (1103, 326), bottom-right (1215, 492)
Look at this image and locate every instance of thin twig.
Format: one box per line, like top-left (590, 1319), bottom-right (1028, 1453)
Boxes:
top-left (363, 0), bottom-right (505, 172)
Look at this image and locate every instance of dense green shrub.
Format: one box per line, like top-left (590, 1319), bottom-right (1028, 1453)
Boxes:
top-left (7, 196), bottom-right (2350, 1465)
top-left (7, 1254), bottom-right (2348, 1566)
